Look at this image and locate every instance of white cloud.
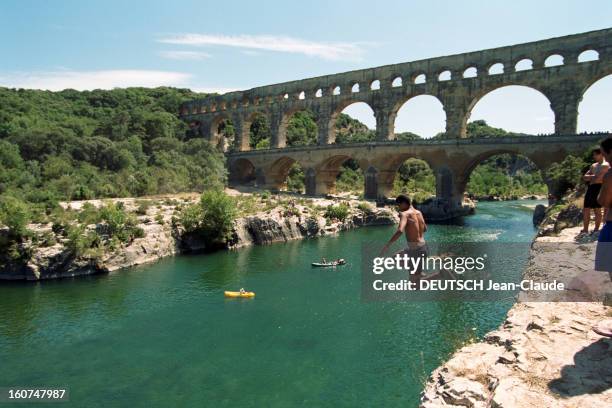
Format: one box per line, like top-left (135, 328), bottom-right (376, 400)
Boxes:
top-left (0, 70), bottom-right (193, 91)
top-left (158, 50), bottom-right (212, 60)
top-left (158, 33), bottom-right (365, 61)
top-left (191, 86), bottom-right (240, 95)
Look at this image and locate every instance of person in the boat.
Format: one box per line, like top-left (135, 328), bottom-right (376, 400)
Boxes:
top-left (239, 288), bottom-right (246, 295)
top-left (322, 257), bottom-right (327, 264)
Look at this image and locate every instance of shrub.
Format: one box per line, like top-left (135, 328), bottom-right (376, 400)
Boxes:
top-left (199, 190), bottom-right (237, 244)
top-left (135, 200), bottom-right (152, 215)
top-left (324, 203), bottom-right (350, 222)
top-left (99, 203), bottom-right (144, 243)
top-left (546, 154), bottom-right (590, 198)
top-left (77, 202), bottom-right (101, 225)
top-left (283, 206), bottom-right (301, 218)
top-left (180, 190), bottom-right (237, 245)
top-left (66, 225), bottom-right (101, 257)
top-left (179, 204), bottom-right (202, 232)
top-left (357, 202), bottom-right (372, 213)
top-left (0, 195), bottom-right (31, 240)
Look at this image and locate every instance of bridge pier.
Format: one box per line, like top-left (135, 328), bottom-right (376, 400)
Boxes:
top-left (375, 108), bottom-right (394, 141)
top-left (304, 168), bottom-right (337, 196)
top-left (549, 90), bottom-right (582, 135)
top-left (317, 113), bottom-right (334, 145)
top-left (443, 99), bottom-right (470, 138)
top-left (235, 119), bottom-right (251, 152)
top-left (364, 166), bottom-right (395, 200)
top-left (435, 166), bottom-right (464, 208)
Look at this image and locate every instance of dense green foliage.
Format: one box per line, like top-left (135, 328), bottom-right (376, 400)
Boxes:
top-left (467, 155), bottom-right (547, 198)
top-left (545, 152), bottom-right (593, 198)
top-left (433, 119), bottom-right (531, 139)
top-left (286, 163), bottom-right (305, 193)
top-left (335, 159), bottom-right (364, 194)
top-left (179, 190), bottom-right (237, 245)
top-left (334, 114), bottom-right (375, 143)
top-left (249, 113), bottom-right (271, 149)
top-left (56, 202), bottom-right (144, 257)
top-left (392, 158), bottom-right (436, 203)
top-left (0, 87), bottom-right (226, 205)
top-left (0, 195), bottom-right (30, 239)
top-left (286, 110), bottom-right (318, 146)
top-left (324, 203), bottom-right (350, 222)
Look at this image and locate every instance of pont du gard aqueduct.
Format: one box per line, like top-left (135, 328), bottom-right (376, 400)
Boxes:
top-left (180, 28), bottom-right (611, 209)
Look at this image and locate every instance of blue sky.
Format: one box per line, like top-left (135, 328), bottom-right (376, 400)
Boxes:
top-left (1, 0), bottom-right (610, 136)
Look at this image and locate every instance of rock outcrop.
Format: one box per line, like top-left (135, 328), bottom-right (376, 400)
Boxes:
top-left (420, 226), bottom-right (612, 407)
top-left (532, 204), bottom-right (546, 226)
top-left (416, 198), bottom-right (475, 222)
top-left (229, 206), bottom-right (397, 249)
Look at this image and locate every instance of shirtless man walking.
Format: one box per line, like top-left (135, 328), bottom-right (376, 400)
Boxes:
top-left (380, 195), bottom-right (427, 278)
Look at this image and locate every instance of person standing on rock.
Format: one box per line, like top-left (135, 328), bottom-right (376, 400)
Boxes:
top-left (596, 139), bottom-right (612, 273)
top-left (582, 148), bottom-right (609, 234)
top-left (593, 138), bottom-right (612, 337)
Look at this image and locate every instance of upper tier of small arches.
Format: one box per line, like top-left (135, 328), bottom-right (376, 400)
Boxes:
top-left (180, 30), bottom-right (609, 116)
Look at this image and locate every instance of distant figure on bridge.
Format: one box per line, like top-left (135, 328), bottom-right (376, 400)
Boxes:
top-left (582, 148), bottom-right (609, 234)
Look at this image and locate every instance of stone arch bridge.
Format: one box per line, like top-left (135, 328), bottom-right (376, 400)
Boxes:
top-left (226, 134), bottom-right (607, 204)
top-left (179, 28), bottom-right (611, 204)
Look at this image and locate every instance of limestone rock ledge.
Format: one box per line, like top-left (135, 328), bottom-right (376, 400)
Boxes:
top-left (419, 226), bottom-right (612, 408)
top-left (229, 206), bottom-right (398, 249)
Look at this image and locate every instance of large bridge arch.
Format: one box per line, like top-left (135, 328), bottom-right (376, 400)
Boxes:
top-left (463, 84), bottom-right (555, 136)
top-left (390, 94), bottom-right (446, 139)
top-left (328, 100), bottom-right (376, 144)
top-left (210, 114), bottom-right (232, 150)
top-left (243, 111), bottom-right (272, 150)
top-left (266, 156), bottom-right (301, 189)
top-left (278, 108), bottom-right (319, 147)
top-left (452, 149), bottom-right (553, 202)
top-left (578, 74), bottom-right (612, 132)
top-left (228, 158), bottom-right (256, 185)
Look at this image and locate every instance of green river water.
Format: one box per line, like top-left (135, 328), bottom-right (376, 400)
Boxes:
top-left (0, 200), bottom-right (544, 407)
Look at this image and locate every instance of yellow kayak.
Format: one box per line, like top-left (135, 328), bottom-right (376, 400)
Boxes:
top-left (224, 291), bottom-right (255, 298)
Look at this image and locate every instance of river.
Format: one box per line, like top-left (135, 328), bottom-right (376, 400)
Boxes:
top-left (0, 200), bottom-right (544, 407)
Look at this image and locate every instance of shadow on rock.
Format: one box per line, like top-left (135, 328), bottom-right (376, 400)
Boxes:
top-left (548, 338), bottom-right (612, 397)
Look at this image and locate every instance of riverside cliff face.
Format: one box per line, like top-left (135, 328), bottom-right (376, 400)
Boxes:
top-left (0, 195), bottom-right (398, 281)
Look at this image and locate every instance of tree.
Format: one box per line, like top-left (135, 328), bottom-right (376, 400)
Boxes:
top-left (249, 114), bottom-right (271, 149)
top-left (0, 195), bottom-right (30, 239)
top-left (180, 190), bottom-right (237, 246)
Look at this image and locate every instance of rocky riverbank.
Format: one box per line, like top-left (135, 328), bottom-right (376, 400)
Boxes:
top-left (0, 192), bottom-right (398, 281)
top-left (420, 207), bottom-right (612, 407)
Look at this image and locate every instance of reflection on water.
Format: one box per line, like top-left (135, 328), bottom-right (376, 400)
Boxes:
top-left (0, 201), bottom-right (543, 408)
